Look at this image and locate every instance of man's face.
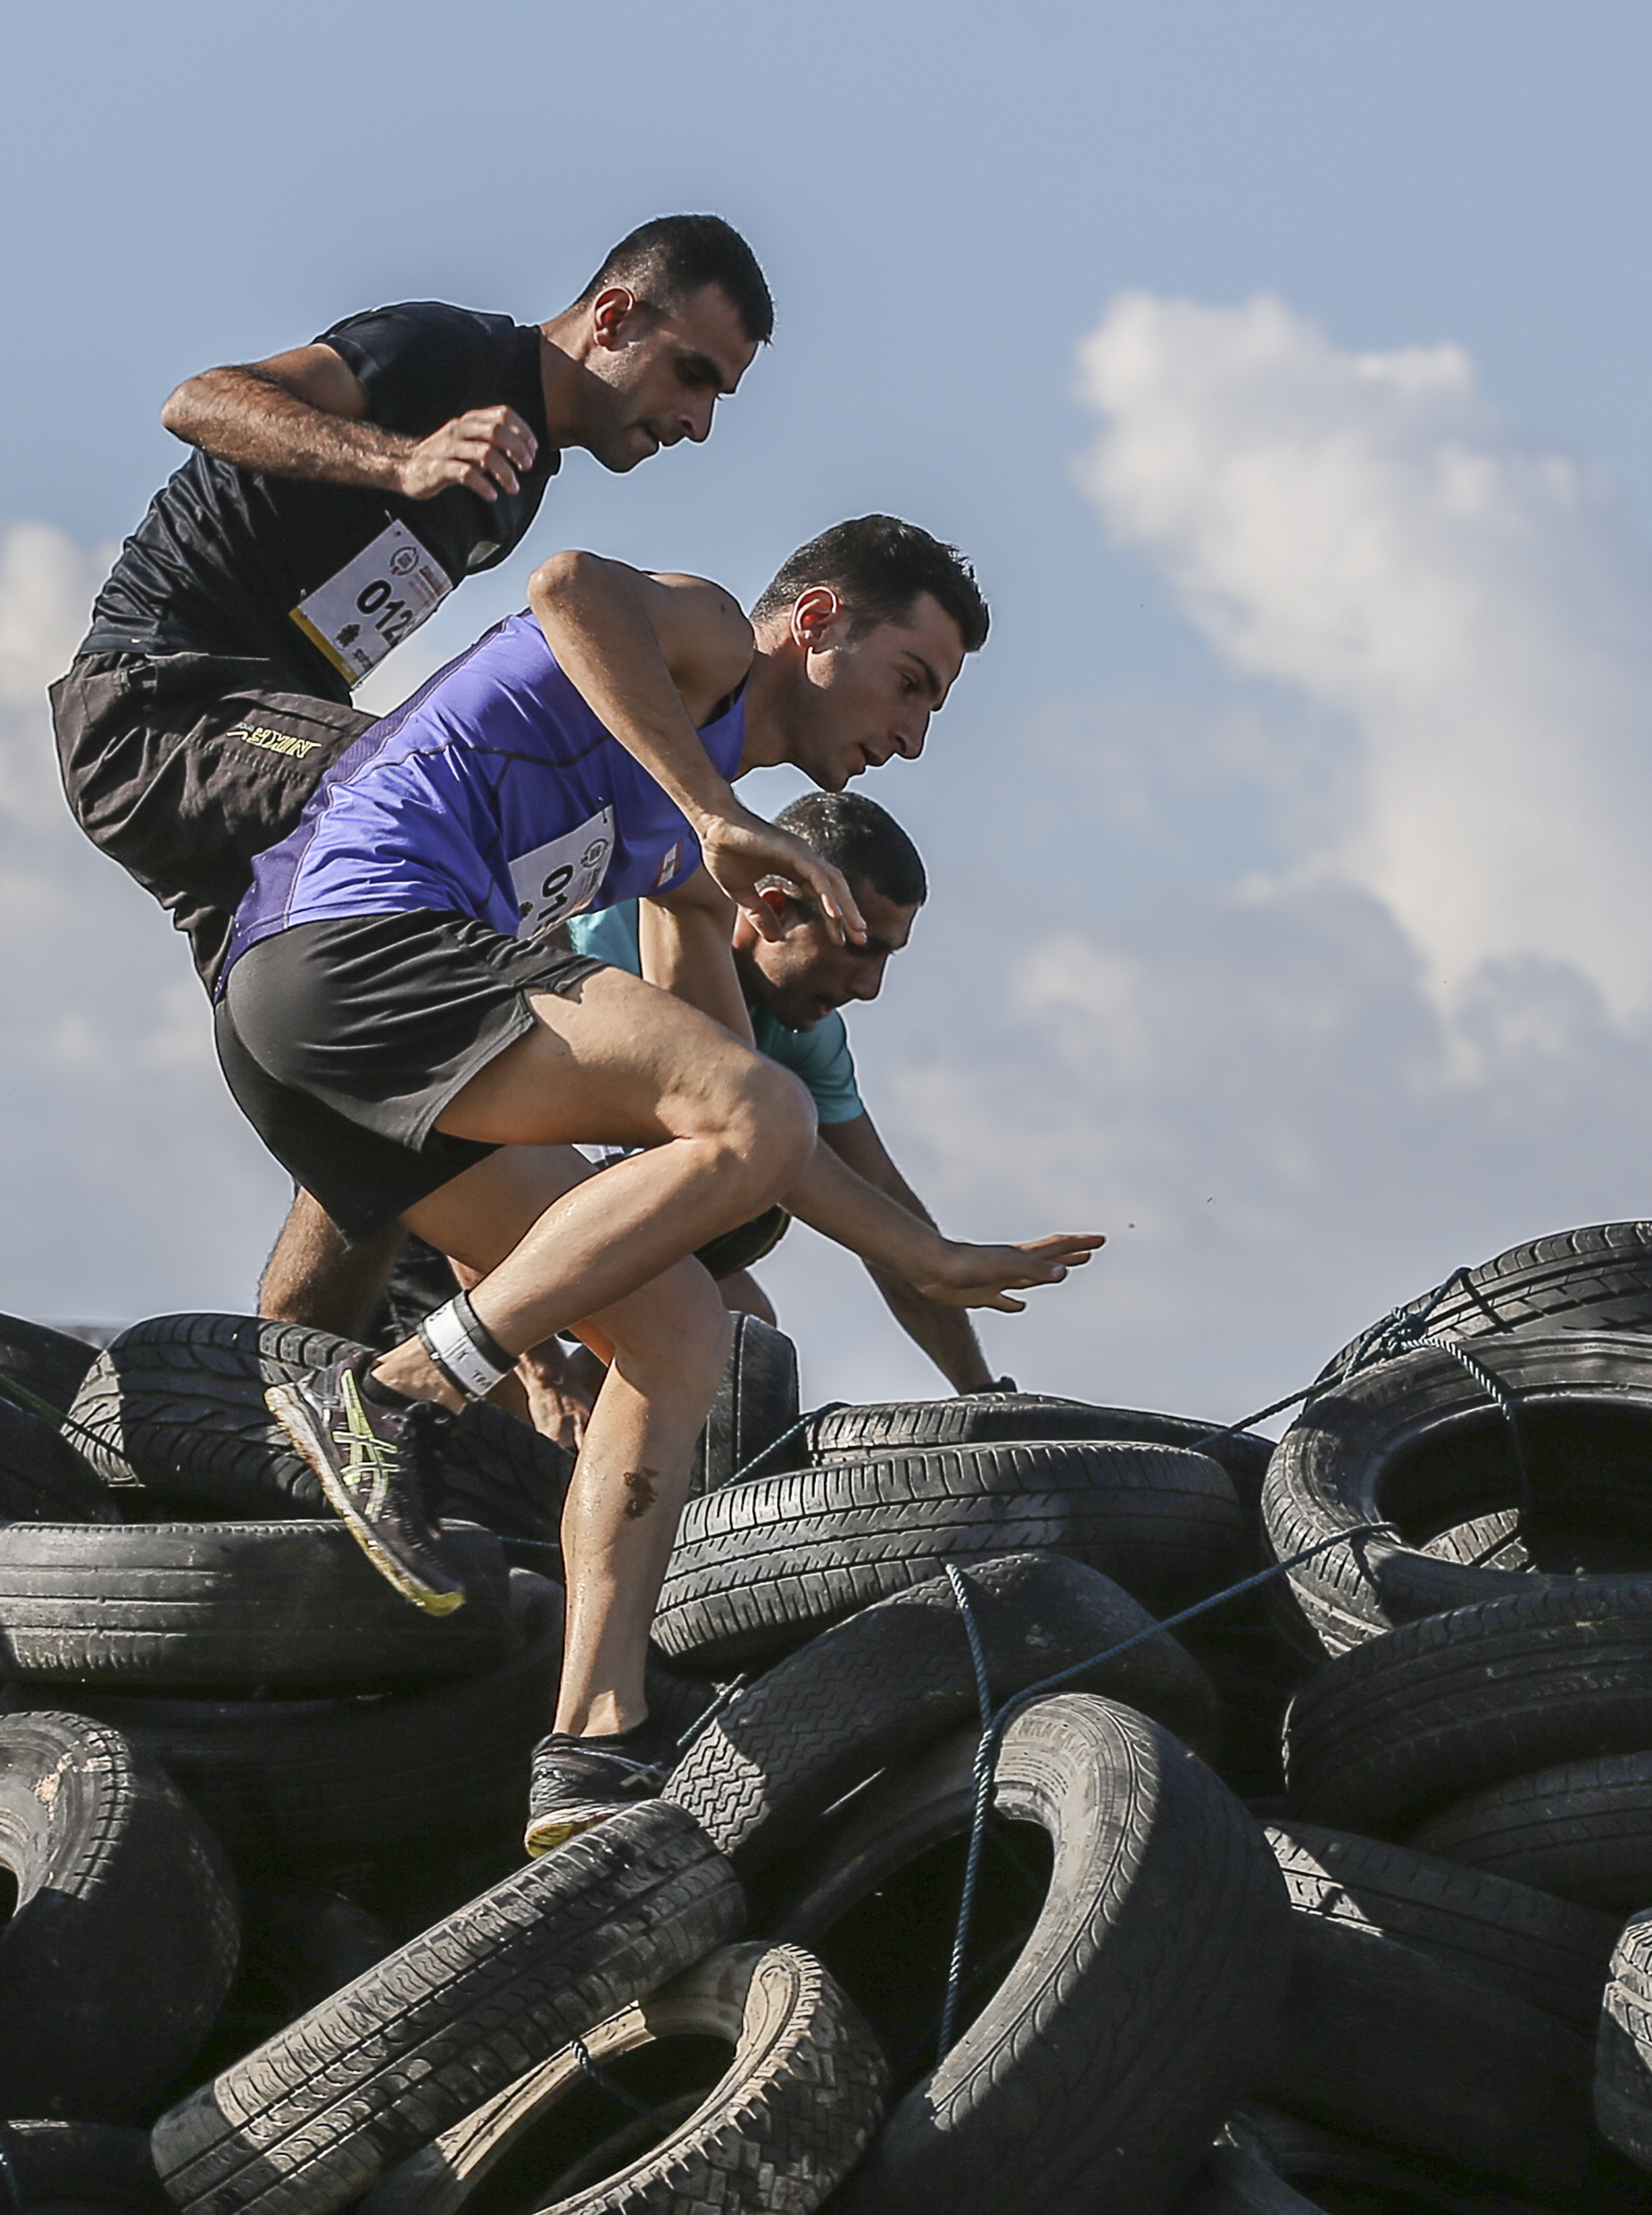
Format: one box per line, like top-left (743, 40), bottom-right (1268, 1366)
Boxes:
top-left (783, 593), bottom-right (968, 793)
top-left (734, 880), bottom-right (920, 1031)
top-left (581, 284), bottom-right (758, 472)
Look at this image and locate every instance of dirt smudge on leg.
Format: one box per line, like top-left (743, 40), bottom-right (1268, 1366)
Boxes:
top-left (622, 1468), bottom-right (659, 1519)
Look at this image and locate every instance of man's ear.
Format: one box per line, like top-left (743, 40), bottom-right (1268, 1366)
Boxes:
top-left (791, 586), bottom-right (843, 650)
top-left (590, 286), bottom-right (644, 351)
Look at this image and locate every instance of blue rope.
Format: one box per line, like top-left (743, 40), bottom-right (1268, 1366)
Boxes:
top-left (937, 1566), bottom-right (997, 2058)
top-left (935, 1520), bottom-right (1386, 2065)
top-left (1189, 1264), bottom-right (1481, 1454)
top-left (725, 1401), bottom-right (848, 1488)
top-left (0, 2121), bottom-right (24, 2215)
top-left (1410, 1334), bottom-right (1531, 1514)
top-left (568, 2033), bottom-right (655, 2118)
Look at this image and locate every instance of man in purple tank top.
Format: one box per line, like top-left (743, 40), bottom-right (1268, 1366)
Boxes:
top-left (220, 516), bottom-right (1105, 1853)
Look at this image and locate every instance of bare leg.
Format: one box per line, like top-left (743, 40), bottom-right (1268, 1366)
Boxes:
top-left (717, 1268), bottom-right (778, 1326)
top-left (377, 970), bottom-right (815, 1399)
top-left (324, 973), bottom-right (812, 1743)
top-left (259, 1189), bottom-right (403, 1337)
top-left (398, 1145), bottom-right (731, 1736)
top-left (550, 1266), bottom-right (729, 1733)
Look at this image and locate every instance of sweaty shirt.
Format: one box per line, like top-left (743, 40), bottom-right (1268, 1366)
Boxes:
top-left (82, 303), bottom-right (559, 699)
top-left (567, 902), bottom-right (865, 1124)
top-left (220, 611), bottom-right (745, 984)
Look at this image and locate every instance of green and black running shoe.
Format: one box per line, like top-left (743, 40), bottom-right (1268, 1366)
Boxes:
top-left (524, 1726), bottom-right (678, 1858)
top-left (265, 1351), bottom-right (466, 1617)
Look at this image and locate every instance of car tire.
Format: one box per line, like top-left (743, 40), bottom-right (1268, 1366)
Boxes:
top-left (0, 1311), bottom-right (101, 1418)
top-left (655, 1441), bottom-right (1244, 1672)
top-left (64, 1314), bottom-right (570, 1542)
top-left (1599, 1905), bottom-right (1652, 2173)
top-left (769, 1693), bottom-right (1293, 2215)
top-left (1412, 1750), bottom-right (1652, 1911)
top-left (151, 1803), bottom-right (744, 2215)
top-left (0, 1518), bottom-right (514, 1689)
top-left (801, 1393), bottom-right (1273, 1506)
top-left (1255, 1895), bottom-right (1629, 2206)
top-left (1319, 1221), bottom-right (1652, 1384)
top-left (355, 1942), bottom-right (885, 2215)
top-left (666, 1550), bottom-right (1219, 1881)
top-left (690, 1315), bottom-right (800, 1494)
top-left (1282, 1582), bottom-right (1652, 1832)
top-left (1263, 1333), bottom-right (1652, 1654)
top-left (0, 1711), bottom-right (239, 2121)
top-left (1265, 1818), bottom-right (1619, 2031)
top-left (4, 1570), bottom-right (562, 1866)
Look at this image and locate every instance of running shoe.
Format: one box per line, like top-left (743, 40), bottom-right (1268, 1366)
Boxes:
top-left (524, 1727), bottom-right (677, 1857)
top-left (265, 1352), bottom-right (466, 1617)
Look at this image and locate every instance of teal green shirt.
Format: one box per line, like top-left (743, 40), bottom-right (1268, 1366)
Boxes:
top-left (567, 902), bottom-right (865, 1124)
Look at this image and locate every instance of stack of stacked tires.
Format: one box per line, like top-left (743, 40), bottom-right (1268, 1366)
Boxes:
top-left (0, 1233), bottom-right (1650, 2213)
top-left (1253, 1221), bottom-right (1652, 2215)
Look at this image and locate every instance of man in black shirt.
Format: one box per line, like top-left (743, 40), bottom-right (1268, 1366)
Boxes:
top-left (52, 214), bottom-right (790, 992)
top-left (51, 214), bottom-right (857, 1340)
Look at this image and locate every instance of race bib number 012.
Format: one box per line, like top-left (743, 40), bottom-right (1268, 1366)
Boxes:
top-left (290, 521), bottom-right (452, 686)
top-left (509, 809), bottom-right (616, 938)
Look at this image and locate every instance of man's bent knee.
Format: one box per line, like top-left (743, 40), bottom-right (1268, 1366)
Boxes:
top-left (602, 1258), bottom-right (732, 1392)
top-left (709, 1057), bottom-right (816, 1202)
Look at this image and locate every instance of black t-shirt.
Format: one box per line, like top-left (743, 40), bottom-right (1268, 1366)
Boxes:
top-left (82, 301), bottom-right (560, 701)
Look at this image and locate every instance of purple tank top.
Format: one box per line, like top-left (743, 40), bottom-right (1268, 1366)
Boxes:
top-left (220, 610), bottom-right (746, 983)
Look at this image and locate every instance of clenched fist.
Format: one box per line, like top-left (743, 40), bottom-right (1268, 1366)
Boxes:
top-left (398, 405), bottom-right (539, 503)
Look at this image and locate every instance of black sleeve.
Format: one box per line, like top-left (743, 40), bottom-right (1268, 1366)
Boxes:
top-left (313, 302), bottom-right (504, 438)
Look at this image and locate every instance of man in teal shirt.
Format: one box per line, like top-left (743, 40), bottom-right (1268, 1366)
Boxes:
top-left (570, 791), bottom-right (1002, 1394)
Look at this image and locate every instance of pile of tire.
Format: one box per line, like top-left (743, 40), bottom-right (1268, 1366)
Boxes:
top-left (2, 1232), bottom-right (1652, 2211)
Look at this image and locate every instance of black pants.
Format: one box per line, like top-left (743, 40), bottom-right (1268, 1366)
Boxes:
top-left (50, 648), bottom-right (376, 991)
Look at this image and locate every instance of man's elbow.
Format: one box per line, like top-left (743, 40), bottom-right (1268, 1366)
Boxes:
top-left (528, 548), bottom-right (603, 606)
top-left (159, 374), bottom-right (212, 443)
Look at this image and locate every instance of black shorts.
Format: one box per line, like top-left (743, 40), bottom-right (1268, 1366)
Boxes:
top-left (50, 649), bottom-right (375, 990)
top-left (216, 910), bottom-right (607, 1240)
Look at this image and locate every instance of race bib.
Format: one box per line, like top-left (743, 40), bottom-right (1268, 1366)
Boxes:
top-left (290, 521), bottom-right (452, 686)
top-left (510, 809), bottom-right (616, 938)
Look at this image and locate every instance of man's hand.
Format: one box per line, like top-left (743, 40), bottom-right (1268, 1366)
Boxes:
top-left (696, 806), bottom-right (866, 945)
top-left (907, 1232), bottom-right (1106, 1313)
top-left (515, 1335), bottom-right (605, 1452)
top-left (398, 405), bottom-right (539, 503)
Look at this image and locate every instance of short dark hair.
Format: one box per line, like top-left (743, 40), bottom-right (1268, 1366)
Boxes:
top-left (774, 791), bottom-right (928, 910)
top-left (577, 215), bottom-right (774, 345)
top-left (750, 515), bottom-right (989, 654)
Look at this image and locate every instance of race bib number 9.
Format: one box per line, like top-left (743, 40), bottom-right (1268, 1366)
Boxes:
top-left (290, 522), bottom-right (453, 686)
top-left (510, 809), bottom-right (616, 938)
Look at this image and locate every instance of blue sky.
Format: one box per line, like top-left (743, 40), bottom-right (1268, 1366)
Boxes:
top-left (3, 1), bottom-right (1652, 1420)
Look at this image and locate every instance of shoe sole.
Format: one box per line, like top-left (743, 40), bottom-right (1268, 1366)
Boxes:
top-left (265, 1383), bottom-right (466, 1619)
top-left (523, 1800), bottom-right (630, 1859)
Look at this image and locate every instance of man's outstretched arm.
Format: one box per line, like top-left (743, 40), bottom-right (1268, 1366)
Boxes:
top-left (819, 1112), bottom-right (994, 1390)
top-left (161, 343), bottom-right (537, 500)
top-left (782, 1113), bottom-right (1101, 1387)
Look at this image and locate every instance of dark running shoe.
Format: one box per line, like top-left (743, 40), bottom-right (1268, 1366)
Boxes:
top-left (524, 1727), bottom-right (678, 1858)
top-left (264, 1352), bottom-right (466, 1617)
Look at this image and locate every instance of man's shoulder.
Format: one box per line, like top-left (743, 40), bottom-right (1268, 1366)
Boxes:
top-left (316, 300), bottom-right (527, 349)
top-left (316, 302), bottom-right (539, 422)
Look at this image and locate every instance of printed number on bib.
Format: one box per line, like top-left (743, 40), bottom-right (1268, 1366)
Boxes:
top-left (510, 810), bottom-right (616, 938)
top-left (290, 522), bottom-right (452, 686)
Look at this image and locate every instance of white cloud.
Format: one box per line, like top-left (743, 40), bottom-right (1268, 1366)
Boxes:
top-left (769, 299), bottom-right (1652, 1422)
top-left (1078, 293), bottom-right (1652, 1024)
